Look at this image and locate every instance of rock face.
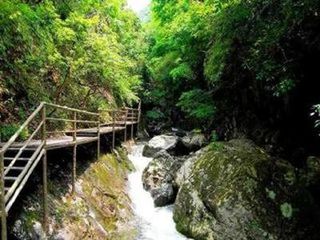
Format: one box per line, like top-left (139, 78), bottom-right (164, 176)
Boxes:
top-left (10, 149), bottom-right (136, 240)
top-left (173, 139), bottom-right (320, 240)
top-left (142, 135), bottom-right (179, 157)
top-left (174, 147), bottom-right (207, 188)
top-left (142, 151), bottom-right (185, 206)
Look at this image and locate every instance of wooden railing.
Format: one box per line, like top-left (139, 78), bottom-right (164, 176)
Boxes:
top-left (0, 101), bottom-right (141, 239)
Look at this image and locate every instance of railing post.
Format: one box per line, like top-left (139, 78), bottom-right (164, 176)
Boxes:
top-left (131, 108), bottom-right (134, 140)
top-left (124, 109), bottom-right (128, 142)
top-left (41, 104), bottom-right (48, 233)
top-left (0, 150), bottom-right (7, 240)
top-left (72, 112), bottom-right (77, 195)
top-left (97, 114), bottom-right (100, 160)
top-left (137, 101), bottom-right (141, 135)
top-left (112, 111), bottom-right (115, 150)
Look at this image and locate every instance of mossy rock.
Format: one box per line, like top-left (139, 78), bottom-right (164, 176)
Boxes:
top-left (173, 139), bottom-right (320, 240)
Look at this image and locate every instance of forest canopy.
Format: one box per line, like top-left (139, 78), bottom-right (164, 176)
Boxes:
top-left (0, 0), bottom-right (146, 126)
top-left (143, 0), bottom-right (320, 153)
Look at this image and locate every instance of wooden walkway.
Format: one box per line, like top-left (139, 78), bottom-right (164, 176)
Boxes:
top-left (0, 102), bottom-right (141, 239)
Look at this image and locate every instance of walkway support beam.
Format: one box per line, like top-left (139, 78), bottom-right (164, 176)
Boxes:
top-left (131, 109), bottom-right (134, 140)
top-left (72, 112), bottom-right (77, 195)
top-left (41, 105), bottom-right (48, 233)
top-left (97, 115), bottom-right (100, 160)
top-left (112, 111), bottom-right (116, 150)
top-left (137, 100), bottom-right (141, 134)
top-left (0, 150), bottom-right (7, 240)
top-left (124, 109), bottom-right (128, 142)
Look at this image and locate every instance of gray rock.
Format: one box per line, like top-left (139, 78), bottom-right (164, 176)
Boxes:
top-left (181, 132), bottom-right (207, 151)
top-left (151, 183), bottom-right (175, 206)
top-left (12, 220), bottom-right (29, 240)
top-left (31, 221), bottom-right (46, 240)
top-left (174, 139), bottom-right (320, 240)
top-left (175, 147), bottom-right (207, 188)
top-left (142, 150), bottom-right (185, 206)
top-left (142, 135), bottom-right (179, 157)
top-left (53, 229), bottom-right (75, 240)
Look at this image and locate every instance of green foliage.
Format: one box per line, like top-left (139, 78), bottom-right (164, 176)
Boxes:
top-left (210, 130), bottom-right (219, 142)
top-left (0, 124), bottom-right (29, 141)
top-left (0, 0), bottom-right (146, 124)
top-left (280, 202), bottom-right (293, 219)
top-left (145, 0), bottom-right (319, 132)
top-left (146, 109), bottom-right (165, 121)
top-left (177, 89), bottom-right (216, 121)
top-left (266, 188), bottom-right (276, 200)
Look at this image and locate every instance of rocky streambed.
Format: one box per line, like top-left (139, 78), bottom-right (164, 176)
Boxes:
top-left (7, 131), bottom-right (320, 240)
top-left (140, 133), bottom-right (320, 240)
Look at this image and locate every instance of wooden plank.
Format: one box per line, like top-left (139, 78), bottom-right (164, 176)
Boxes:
top-left (4, 167), bottom-right (24, 171)
top-left (2, 136), bottom-right (98, 151)
top-left (4, 177), bottom-right (17, 181)
top-left (4, 157), bottom-right (29, 161)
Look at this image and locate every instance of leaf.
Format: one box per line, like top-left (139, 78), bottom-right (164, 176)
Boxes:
top-left (280, 202), bottom-right (293, 219)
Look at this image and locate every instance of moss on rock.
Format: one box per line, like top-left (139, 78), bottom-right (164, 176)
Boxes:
top-left (10, 148), bottom-right (136, 240)
top-left (173, 139), bottom-right (320, 240)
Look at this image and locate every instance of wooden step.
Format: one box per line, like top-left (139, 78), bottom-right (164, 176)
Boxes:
top-left (7, 148), bottom-right (37, 151)
top-left (4, 176), bottom-right (18, 181)
top-left (4, 166), bottom-right (25, 171)
top-left (4, 157), bottom-right (30, 161)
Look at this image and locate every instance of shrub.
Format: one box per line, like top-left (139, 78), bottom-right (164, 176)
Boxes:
top-left (0, 124), bottom-right (29, 142)
top-left (177, 89), bottom-right (216, 122)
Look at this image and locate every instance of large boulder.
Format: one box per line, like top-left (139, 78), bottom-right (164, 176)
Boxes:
top-left (174, 147), bottom-right (208, 188)
top-left (173, 139), bottom-right (320, 240)
top-left (142, 135), bottom-right (179, 157)
top-left (142, 151), bottom-right (185, 206)
top-left (180, 131), bottom-right (207, 152)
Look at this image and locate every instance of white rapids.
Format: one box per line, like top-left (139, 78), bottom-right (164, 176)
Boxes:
top-left (127, 142), bottom-right (187, 240)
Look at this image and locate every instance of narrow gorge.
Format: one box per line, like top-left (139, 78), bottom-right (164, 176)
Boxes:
top-left (1, 0), bottom-right (320, 239)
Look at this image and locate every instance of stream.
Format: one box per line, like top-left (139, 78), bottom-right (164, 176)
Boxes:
top-left (127, 142), bottom-right (187, 240)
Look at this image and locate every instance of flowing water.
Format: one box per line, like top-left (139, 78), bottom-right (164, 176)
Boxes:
top-left (127, 142), bottom-right (187, 240)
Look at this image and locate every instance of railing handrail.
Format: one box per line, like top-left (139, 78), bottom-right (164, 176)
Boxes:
top-left (0, 101), bottom-right (141, 154)
top-left (45, 102), bottom-right (99, 116)
top-left (0, 102), bottom-right (101, 154)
